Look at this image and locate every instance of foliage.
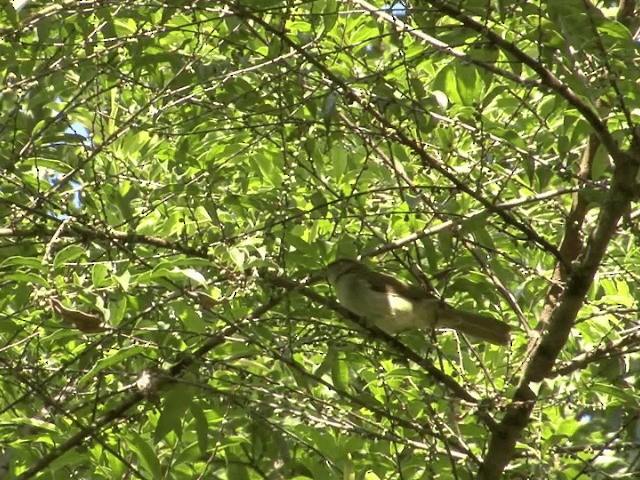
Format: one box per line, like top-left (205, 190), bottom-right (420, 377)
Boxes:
top-left (1, 0), bottom-right (640, 478)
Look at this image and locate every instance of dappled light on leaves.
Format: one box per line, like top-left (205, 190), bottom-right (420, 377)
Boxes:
top-left (1, 1), bottom-right (640, 479)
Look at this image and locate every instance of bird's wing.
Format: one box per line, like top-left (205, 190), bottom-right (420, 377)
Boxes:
top-left (365, 271), bottom-right (436, 301)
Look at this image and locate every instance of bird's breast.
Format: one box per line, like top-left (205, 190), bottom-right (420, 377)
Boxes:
top-left (335, 276), bottom-right (418, 333)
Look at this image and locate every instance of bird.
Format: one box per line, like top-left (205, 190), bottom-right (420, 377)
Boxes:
top-left (326, 259), bottom-right (510, 345)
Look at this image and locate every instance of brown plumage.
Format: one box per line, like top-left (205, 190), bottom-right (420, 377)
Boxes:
top-left (327, 259), bottom-right (510, 345)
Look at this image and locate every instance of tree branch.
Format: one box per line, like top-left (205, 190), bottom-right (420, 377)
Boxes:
top-left (478, 143), bottom-right (639, 478)
top-left (552, 325), bottom-right (640, 377)
top-left (16, 294), bottom-right (286, 479)
top-left (422, 0), bottom-right (626, 163)
top-left (236, 4), bottom-right (568, 266)
top-left (347, 0), bottom-right (539, 88)
top-left (262, 273), bottom-right (507, 441)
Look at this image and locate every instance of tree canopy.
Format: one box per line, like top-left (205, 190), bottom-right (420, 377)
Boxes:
top-left (1, 1), bottom-right (640, 478)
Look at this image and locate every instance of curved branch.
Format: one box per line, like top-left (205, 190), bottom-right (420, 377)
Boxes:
top-left (520, 133), bottom-right (602, 366)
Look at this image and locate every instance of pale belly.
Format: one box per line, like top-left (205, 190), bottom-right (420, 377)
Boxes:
top-left (336, 285), bottom-right (420, 333)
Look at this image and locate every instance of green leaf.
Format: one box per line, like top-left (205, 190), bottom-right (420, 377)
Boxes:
top-left (1, 256), bottom-right (44, 270)
top-left (190, 402), bottom-right (209, 454)
top-left (252, 152), bottom-right (283, 187)
top-left (130, 434), bottom-right (162, 479)
top-left (5, 272), bottom-right (49, 288)
top-left (0, 0), bottom-right (19, 28)
top-left (155, 387), bottom-right (192, 443)
top-left (591, 383), bottom-right (639, 407)
top-left (455, 64), bottom-right (482, 106)
top-left (314, 348), bottom-right (337, 377)
top-left (180, 267), bottom-right (207, 285)
top-left (331, 354), bottom-right (350, 392)
top-left (554, 418), bottom-right (580, 437)
top-left (460, 211), bottom-right (490, 235)
top-left (177, 302), bottom-right (207, 333)
top-left (227, 247), bottom-right (246, 270)
top-left (53, 244), bottom-right (86, 269)
top-left (108, 296), bottom-right (127, 326)
top-left (79, 346), bottom-right (147, 384)
top-left (597, 20), bottom-right (631, 40)
top-left (114, 270), bottom-right (131, 291)
top-left (579, 187), bottom-right (607, 206)
top-left (227, 454), bottom-right (251, 480)
top-left (330, 146), bottom-right (348, 180)
top-left (92, 263), bottom-right (110, 287)
top-left (433, 64), bottom-right (461, 105)
top-left (592, 148), bottom-right (611, 180)
top-left (322, 92), bottom-right (338, 120)
top-left (323, 0), bottom-right (338, 31)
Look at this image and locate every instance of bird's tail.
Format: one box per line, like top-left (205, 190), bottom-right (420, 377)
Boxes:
top-left (439, 308), bottom-right (511, 345)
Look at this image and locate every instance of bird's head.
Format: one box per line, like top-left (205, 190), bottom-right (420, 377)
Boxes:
top-left (326, 258), bottom-right (366, 285)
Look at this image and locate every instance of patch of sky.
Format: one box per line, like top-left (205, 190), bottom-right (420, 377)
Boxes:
top-left (385, 1), bottom-right (408, 18)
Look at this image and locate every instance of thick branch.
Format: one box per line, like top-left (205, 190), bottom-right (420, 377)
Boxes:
top-left (541, 136), bottom-right (600, 320)
top-left (517, 135), bottom-right (602, 364)
top-left (478, 149), bottom-right (639, 479)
